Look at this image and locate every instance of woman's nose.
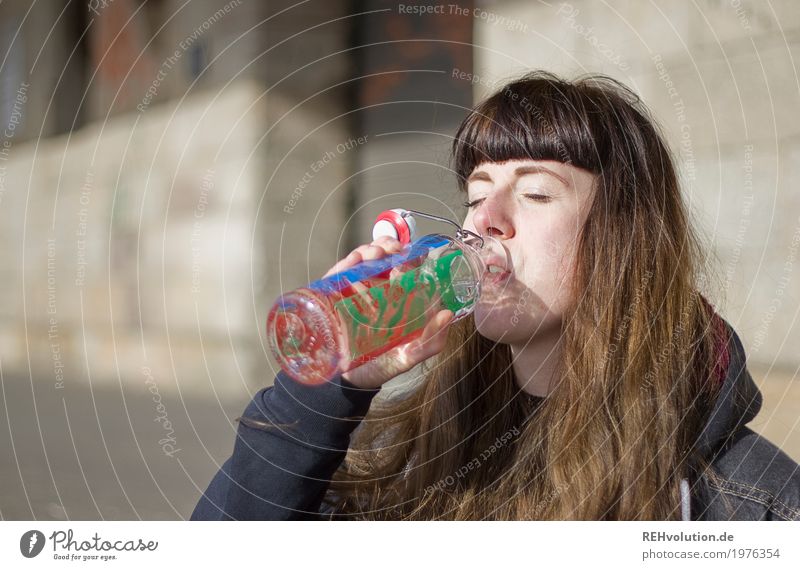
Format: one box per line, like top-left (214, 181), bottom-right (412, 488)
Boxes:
top-left (471, 194), bottom-right (515, 240)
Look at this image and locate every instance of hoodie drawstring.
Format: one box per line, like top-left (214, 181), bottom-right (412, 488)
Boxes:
top-left (680, 478), bottom-right (691, 521)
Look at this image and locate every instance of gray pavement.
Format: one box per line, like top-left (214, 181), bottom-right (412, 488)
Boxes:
top-left (0, 372), bottom-right (244, 520)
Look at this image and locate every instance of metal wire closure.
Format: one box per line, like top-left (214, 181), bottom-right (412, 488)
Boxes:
top-left (402, 209), bottom-right (485, 249)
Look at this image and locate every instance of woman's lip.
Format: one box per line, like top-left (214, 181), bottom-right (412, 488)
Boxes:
top-left (484, 270), bottom-right (512, 286)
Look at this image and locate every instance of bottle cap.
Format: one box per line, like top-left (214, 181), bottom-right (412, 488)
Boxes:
top-left (372, 208), bottom-right (417, 245)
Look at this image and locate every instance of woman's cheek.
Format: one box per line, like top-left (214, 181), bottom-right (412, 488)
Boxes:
top-left (542, 239), bottom-right (564, 268)
top-left (528, 237), bottom-right (565, 282)
top-left (526, 238), bottom-right (576, 309)
top-left (551, 241), bottom-right (581, 309)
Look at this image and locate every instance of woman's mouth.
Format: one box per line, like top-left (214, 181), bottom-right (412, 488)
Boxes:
top-left (479, 244), bottom-right (514, 288)
top-left (484, 264), bottom-right (513, 286)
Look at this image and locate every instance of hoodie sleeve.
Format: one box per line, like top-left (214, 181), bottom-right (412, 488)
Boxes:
top-left (190, 370), bottom-right (380, 520)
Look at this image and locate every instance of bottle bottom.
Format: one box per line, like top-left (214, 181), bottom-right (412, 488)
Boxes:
top-left (267, 289), bottom-right (342, 385)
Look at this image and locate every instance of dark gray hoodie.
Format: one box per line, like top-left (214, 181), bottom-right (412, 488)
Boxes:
top-left (686, 316), bottom-right (800, 520)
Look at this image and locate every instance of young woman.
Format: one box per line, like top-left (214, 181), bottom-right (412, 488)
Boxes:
top-left (192, 71), bottom-right (800, 521)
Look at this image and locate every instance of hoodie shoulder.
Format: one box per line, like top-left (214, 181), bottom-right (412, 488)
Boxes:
top-left (703, 427), bottom-right (800, 520)
top-left (693, 313), bottom-right (800, 520)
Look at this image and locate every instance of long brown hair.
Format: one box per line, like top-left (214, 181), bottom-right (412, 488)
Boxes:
top-left (325, 71), bottom-right (725, 519)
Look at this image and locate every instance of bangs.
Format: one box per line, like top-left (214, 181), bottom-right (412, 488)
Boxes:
top-left (452, 74), bottom-right (609, 189)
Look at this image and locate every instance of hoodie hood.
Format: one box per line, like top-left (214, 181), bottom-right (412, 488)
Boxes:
top-left (679, 301), bottom-right (763, 521)
top-left (694, 305), bottom-right (763, 460)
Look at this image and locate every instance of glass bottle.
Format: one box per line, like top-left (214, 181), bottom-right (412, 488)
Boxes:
top-left (266, 211), bottom-right (508, 384)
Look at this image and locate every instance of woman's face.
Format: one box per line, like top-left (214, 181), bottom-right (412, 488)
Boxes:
top-left (461, 159), bottom-right (597, 344)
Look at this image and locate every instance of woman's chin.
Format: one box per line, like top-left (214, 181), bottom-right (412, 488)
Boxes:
top-left (473, 305), bottom-right (526, 342)
top-left (472, 301), bottom-right (561, 344)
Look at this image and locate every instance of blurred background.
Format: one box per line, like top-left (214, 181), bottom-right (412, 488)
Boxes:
top-left (0, 0), bottom-right (797, 519)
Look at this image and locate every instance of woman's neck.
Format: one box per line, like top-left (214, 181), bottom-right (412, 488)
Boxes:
top-left (509, 328), bottom-right (562, 398)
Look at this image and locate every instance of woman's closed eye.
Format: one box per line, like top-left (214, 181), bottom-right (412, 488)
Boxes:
top-left (462, 194), bottom-right (551, 209)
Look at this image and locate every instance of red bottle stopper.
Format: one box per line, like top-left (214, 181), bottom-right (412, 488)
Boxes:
top-left (372, 208), bottom-right (417, 245)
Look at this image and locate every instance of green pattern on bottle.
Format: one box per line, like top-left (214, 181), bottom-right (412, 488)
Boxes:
top-left (332, 248), bottom-right (473, 360)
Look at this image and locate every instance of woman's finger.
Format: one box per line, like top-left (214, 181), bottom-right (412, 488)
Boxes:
top-left (322, 239), bottom-right (403, 279)
top-left (413, 309), bottom-right (454, 360)
top-left (322, 250), bottom-right (362, 278)
top-left (371, 235), bottom-right (403, 253)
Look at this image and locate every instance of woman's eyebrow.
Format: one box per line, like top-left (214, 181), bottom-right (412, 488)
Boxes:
top-left (514, 165), bottom-right (569, 187)
top-left (466, 170), bottom-right (492, 184)
top-left (466, 165), bottom-right (570, 187)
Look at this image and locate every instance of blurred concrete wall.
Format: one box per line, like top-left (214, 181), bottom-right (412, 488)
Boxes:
top-left (472, 0), bottom-right (800, 372)
top-left (340, 3), bottom-right (475, 247)
top-left (0, 0), bottom-right (355, 400)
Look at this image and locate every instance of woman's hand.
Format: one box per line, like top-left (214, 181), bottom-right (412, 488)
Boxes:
top-left (322, 236), bottom-right (455, 390)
